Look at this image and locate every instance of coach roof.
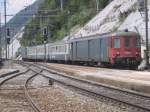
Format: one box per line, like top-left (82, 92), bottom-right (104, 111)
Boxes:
top-left (69, 31), bottom-right (140, 42)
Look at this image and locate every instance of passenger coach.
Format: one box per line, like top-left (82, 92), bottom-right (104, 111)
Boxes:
top-left (22, 41), bottom-right (70, 62)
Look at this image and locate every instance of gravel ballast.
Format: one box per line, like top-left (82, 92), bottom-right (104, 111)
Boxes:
top-left (29, 84), bottom-right (135, 112)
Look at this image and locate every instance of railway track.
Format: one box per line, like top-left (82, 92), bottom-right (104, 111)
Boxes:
top-left (0, 67), bottom-right (44, 112)
top-left (0, 70), bottom-right (20, 78)
top-left (18, 61), bottom-right (150, 112)
top-left (24, 72), bottom-right (44, 112)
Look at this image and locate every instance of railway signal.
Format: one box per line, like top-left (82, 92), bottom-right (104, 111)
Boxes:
top-left (7, 28), bottom-right (10, 36)
top-left (43, 26), bottom-right (48, 63)
top-left (43, 26), bottom-right (48, 42)
top-left (6, 27), bottom-right (10, 60)
top-left (43, 27), bottom-right (48, 36)
top-left (7, 37), bottom-right (10, 44)
top-left (6, 28), bottom-right (10, 44)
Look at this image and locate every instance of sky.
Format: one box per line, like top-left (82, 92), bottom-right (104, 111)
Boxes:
top-left (0, 0), bottom-right (36, 24)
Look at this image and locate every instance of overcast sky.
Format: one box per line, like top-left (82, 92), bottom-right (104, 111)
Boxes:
top-left (0, 0), bottom-right (36, 24)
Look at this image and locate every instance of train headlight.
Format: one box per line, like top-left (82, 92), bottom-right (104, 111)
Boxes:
top-left (136, 52), bottom-right (139, 56)
top-left (116, 52), bottom-right (120, 56)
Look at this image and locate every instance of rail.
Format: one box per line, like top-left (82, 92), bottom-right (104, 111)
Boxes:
top-left (18, 61), bottom-right (150, 112)
top-left (24, 72), bottom-right (44, 112)
top-left (0, 67), bottom-right (44, 112)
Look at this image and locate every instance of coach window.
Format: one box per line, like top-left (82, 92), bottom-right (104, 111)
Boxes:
top-left (114, 38), bottom-right (120, 48)
top-left (56, 46), bottom-right (58, 52)
top-left (125, 37), bottom-right (130, 48)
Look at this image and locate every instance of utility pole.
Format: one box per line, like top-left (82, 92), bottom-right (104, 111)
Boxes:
top-left (12, 39), bottom-right (13, 60)
top-left (96, 0), bottom-right (99, 12)
top-left (0, 18), bottom-right (1, 61)
top-left (4, 0), bottom-right (7, 60)
top-left (35, 45), bottom-right (37, 63)
top-left (145, 0), bottom-right (149, 66)
top-left (11, 27), bottom-right (14, 60)
top-left (11, 28), bottom-right (14, 68)
top-left (60, 0), bottom-right (63, 12)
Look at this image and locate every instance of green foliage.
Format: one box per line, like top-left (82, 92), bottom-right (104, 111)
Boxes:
top-left (118, 15), bottom-right (125, 23)
top-left (21, 0), bottom-right (109, 46)
top-left (99, 0), bottom-right (110, 9)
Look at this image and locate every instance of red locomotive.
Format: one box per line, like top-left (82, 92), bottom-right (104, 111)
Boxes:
top-left (108, 32), bottom-right (141, 66)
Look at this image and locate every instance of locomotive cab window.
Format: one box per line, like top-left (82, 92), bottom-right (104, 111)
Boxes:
top-left (135, 36), bottom-right (140, 48)
top-left (125, 37), bottom-right (130, 48)
top-left (114, 38), bottom-right (120, 48)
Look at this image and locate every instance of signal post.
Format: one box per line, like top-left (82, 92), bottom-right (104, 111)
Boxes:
top-left (43, 26), bottom-right (48, 63)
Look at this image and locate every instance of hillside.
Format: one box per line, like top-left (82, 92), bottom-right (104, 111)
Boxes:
top-left (0, 0), bottom-right (43, 46)
top-left (119, 6), bottom-right (150, 42)
top-left (70, 0), bottom-right (138, 39)
top-left (21, 0), bottom-right (110, 46)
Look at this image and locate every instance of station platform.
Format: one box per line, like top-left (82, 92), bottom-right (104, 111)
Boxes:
top-left (42, 63), bottom-right (150, 94)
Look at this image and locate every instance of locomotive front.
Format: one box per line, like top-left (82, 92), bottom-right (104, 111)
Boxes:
top-left (109, 32), bottom-right (141, 66)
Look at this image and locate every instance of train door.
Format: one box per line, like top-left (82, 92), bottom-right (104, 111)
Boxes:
top-left (100, 38), bottom-right (109, 62)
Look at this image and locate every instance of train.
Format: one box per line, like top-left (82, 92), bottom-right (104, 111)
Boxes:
top-left (21, 31), bottom-right (141, 67)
